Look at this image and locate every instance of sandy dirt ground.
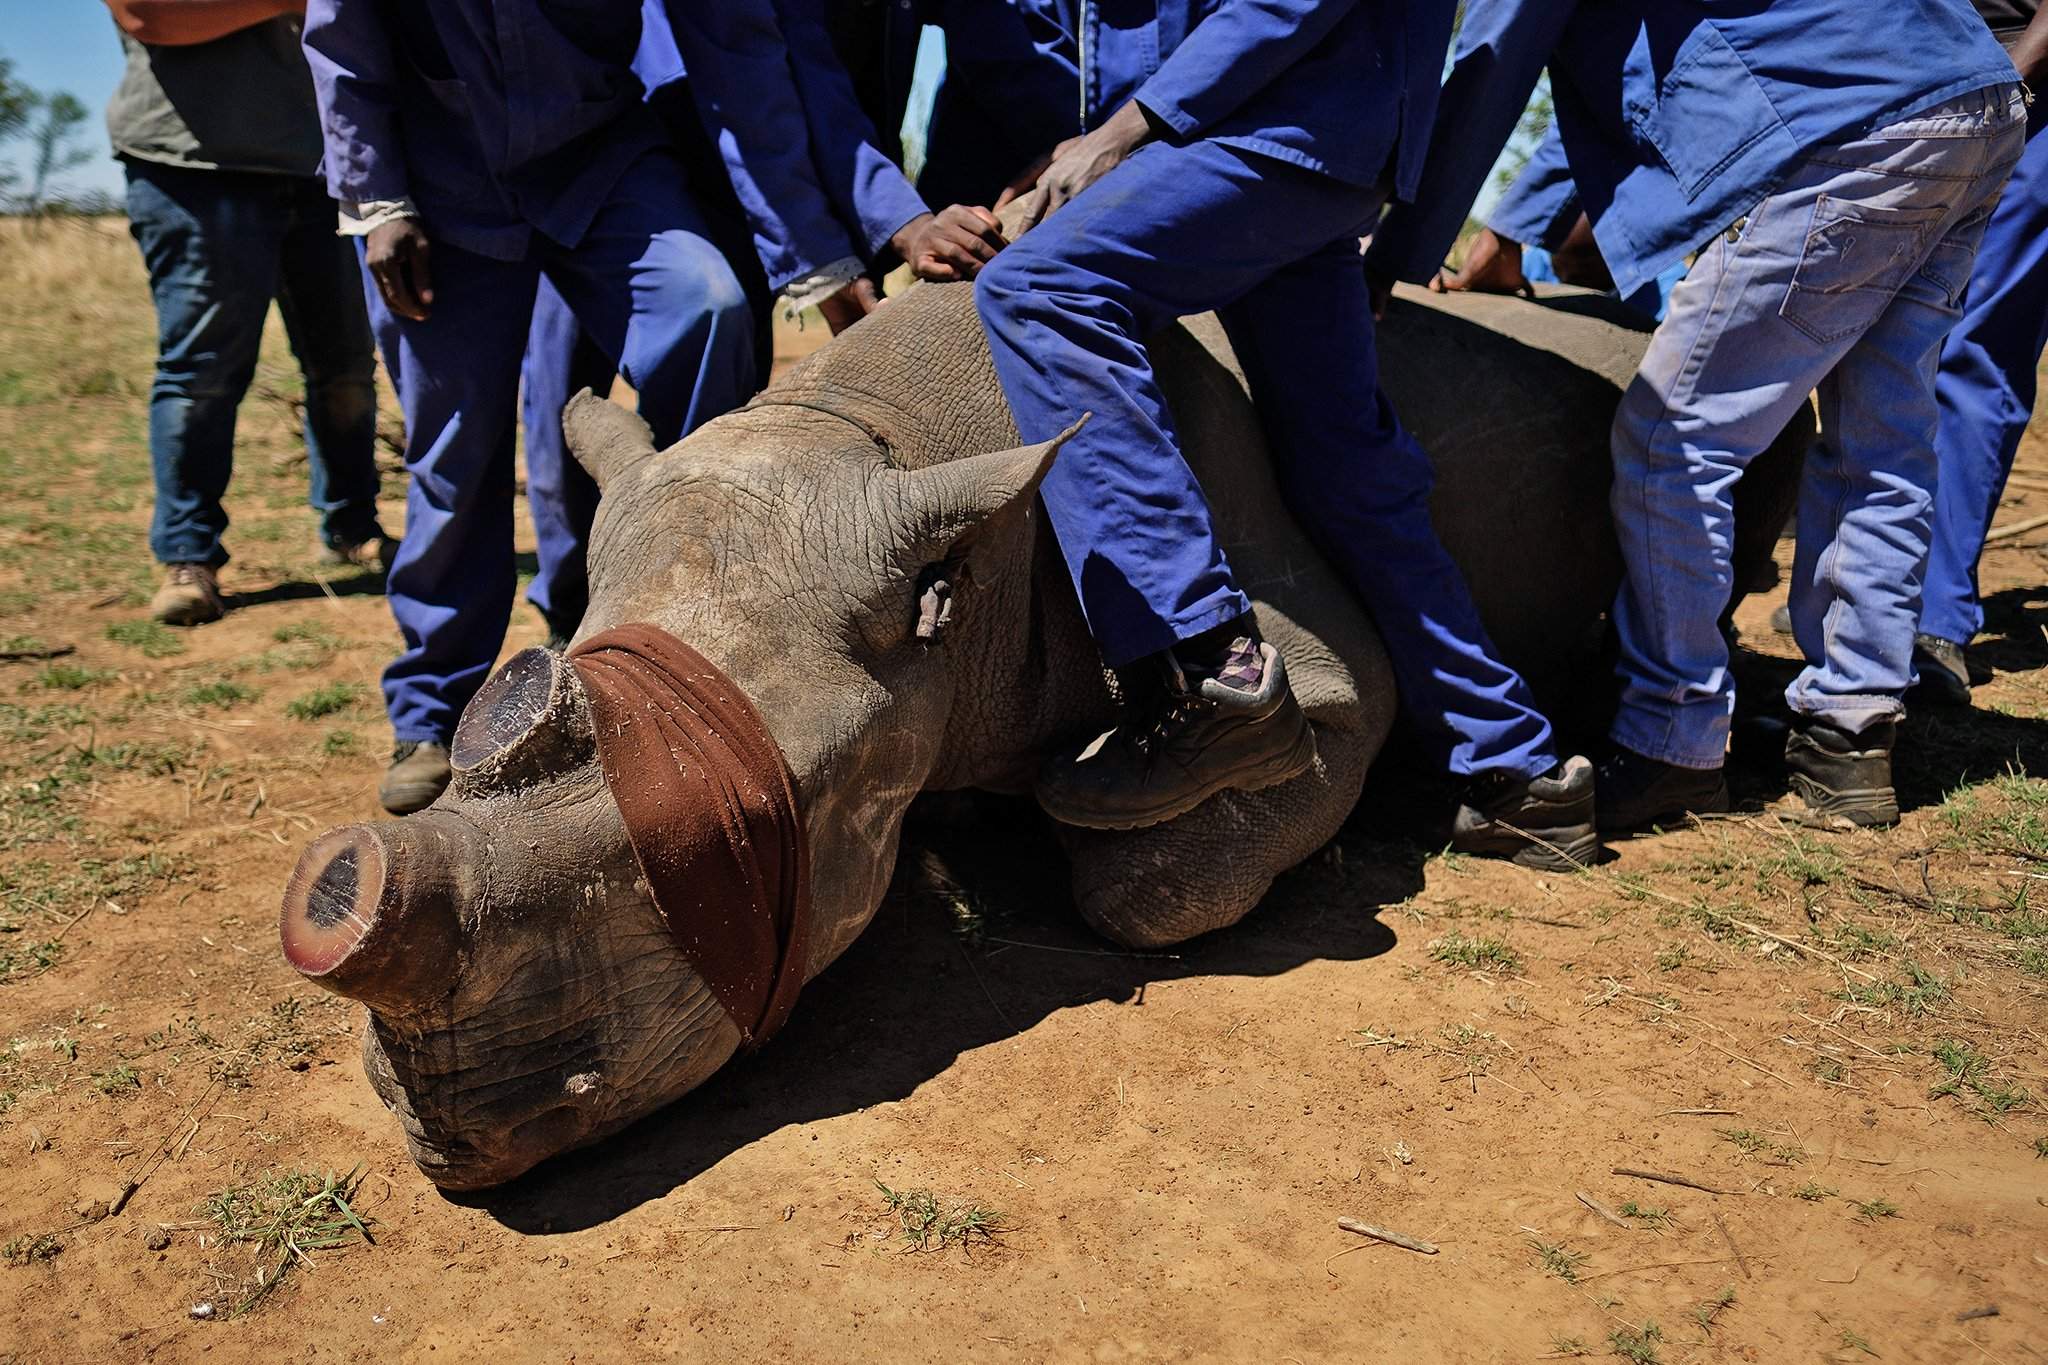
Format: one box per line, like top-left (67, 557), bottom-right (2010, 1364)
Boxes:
top-left (0, 218), bottom-right (2044, 1364)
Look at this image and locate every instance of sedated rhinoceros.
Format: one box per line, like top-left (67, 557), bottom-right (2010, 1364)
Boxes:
top-left (278, 275), bottom-right (1809, 1191)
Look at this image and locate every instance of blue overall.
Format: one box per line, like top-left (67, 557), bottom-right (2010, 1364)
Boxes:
top-left (1921, 120), bottom-right (2048, 648)
top-left (1370, 0), bottom-right (2019, 766)
top-left (1486, 128), bottom-right (1678, 320)
top-left (976, 0), bottom-right (1560, 779)
top-left (306, 0), bottom-right (835, 742)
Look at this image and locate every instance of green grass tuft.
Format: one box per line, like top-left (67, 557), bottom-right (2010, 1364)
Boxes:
top-left (1530, 1237), bottom-right (1588, 1283)
top-left (1428, 930), bottom-right (1523, 974)
top-left (1607, 1322), bottom-right (1664, 1365)
top-left (105, 619), bottom-right (185, 658)
top-left (874, 1180), bottom-right (1003, 1252)
top-left (284, 681), bottom-right (365, 722)
top-left (198, 1166), bottom-right (374, 1315)
top-left (183, 679), bottom-right (257, 709)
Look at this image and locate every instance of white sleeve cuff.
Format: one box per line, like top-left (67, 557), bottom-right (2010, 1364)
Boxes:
top-left (337, 198), bottom-right (420, 237)
top-left (778, 256), bottom-right (867, 319)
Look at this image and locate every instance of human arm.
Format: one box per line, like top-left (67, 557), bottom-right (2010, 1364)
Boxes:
top-left (104, 0), bottom-right (300, 47)
top-left (1365, 0), bottom-right (1578, 288)
top-left (301, 0), bottom-right (430, 318)
top-left (662, 0), bottom-right (865, 294)
top-left (1131, 0), bottom-right (1363, 145)
top-left (2011, 7), bottom-right (2048, 127)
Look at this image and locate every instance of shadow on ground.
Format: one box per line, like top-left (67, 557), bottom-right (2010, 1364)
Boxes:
top-left (468, 792), bottom-right (1414, 1233)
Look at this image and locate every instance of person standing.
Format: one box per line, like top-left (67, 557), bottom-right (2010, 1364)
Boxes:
top-left (1372, 0), bottom-right (2022, 831)
top-left (972, 0), bottom-right (1597, 867)
top-left (1914, 2), bottom-right (2048, 704)
top-left (104, 0), bottom-right (390, 627)
top-left (305, 0), bottom-right (864, 814)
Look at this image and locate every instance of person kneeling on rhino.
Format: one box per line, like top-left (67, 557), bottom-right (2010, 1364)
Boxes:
top-left (957, 0), bottom-right (1596, 867)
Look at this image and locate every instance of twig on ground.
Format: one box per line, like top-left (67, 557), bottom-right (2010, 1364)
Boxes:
top-left (1956, 1306), bottom-right (2000, 1323)
top-left (1661, 1108), bottom-right (1737, 1117)
top-left (0, 642), bottom-right (75, 661)
top-left (1984, 511), bottom-right (2048, 543)
top-left (1713, 1212), bottom-right (1751, 1279)
top-left (1576, 1192), bottom-right (1634, 1230)
top-left (1336, 1217), bottom-right (1439, 1255)
top-left (1578, 1256), bottom-right (1733, 1282)
top-left (1694, 1036), bottom-right (1798, 1087)
top-left (1612, 1167), bottom-right (1740, 1196)
top-left (1727, 919), bottom-right (1881, 983)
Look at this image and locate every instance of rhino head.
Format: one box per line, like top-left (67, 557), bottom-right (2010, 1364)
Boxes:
top-left (280, 391), bottom-right (1071, 1190)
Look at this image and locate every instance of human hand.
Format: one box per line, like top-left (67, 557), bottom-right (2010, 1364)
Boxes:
top-left (891, 205), bottom-right (1008, 282)
top-left (818, 275), bottom-right (883, 335)
top-left (1427, 227), bottom-right (1531, 299)
top-left (1015, 103), bottom-right (1150, 231)
top-left (366, 217), bottom-right (434, 321)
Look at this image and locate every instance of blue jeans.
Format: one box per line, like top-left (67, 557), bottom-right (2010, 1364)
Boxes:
top-left (125, 159), bottom-right (382, 566)
top-left (362, 150), bottom-right (755, 743)
top-left (1610, 85), bottom-right (2027, 768)
top-left (1921, 121), bottom-right (2048, 648)
top-left (976, 139), bottom-right (1558, 779)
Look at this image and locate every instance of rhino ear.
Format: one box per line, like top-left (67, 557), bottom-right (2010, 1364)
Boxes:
top-left (899, 415), bottom-right (1087, 557)
top-left (564, 389), bottom-right (656, 492)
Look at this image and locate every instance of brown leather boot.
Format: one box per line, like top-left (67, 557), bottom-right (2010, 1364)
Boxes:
top-left (150, 563), bottom-right (225, 626)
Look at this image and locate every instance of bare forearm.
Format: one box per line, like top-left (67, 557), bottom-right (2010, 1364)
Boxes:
top-left (2011, 8), bottom-right (2048, 90)
top-left (104, 0), bottom-right (303, 47)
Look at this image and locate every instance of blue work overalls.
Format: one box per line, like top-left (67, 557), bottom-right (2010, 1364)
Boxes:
top-left (306, 0), bottom-right (838, 743)
top-left (1922, 117), bottom-right (2048, 648)
top-left (1485, 128), bottom-right (1678, 320)
top-left (975, 0), bottom-right (1561, 779)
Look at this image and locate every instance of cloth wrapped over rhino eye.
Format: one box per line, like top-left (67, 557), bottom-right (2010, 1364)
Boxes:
top-left (566, 625), bottom-right (811, 1048)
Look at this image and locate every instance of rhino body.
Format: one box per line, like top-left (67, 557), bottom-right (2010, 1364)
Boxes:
top-left (279, 279), bottom-right (1809, 1190)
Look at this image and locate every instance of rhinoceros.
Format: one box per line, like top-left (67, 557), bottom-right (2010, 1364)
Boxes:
top-left (278, 278), bottom-right (1809, 1191)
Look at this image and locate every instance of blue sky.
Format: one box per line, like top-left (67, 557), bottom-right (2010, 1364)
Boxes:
top-left (3, 0), bottom-right (131, 199)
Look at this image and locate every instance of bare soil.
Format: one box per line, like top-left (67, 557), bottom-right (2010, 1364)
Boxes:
top-left (1, 218), bottom-right (2044, 1364)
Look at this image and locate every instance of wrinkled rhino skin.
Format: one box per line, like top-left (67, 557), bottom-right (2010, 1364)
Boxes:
top-left (278, 277), bottom-right (1809, 1190)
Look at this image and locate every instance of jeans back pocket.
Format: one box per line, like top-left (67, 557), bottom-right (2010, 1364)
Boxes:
top-left (1779, 194), bottom-right (1943, 345)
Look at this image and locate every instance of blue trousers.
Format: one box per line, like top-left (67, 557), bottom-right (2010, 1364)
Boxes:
top-left (1610, 86), bottom-right (2024, 767)
top-left (1920, 122), bottom-right (2048, 648)
top-left (125, 160), bottom-right (382, 566)
top-left (362, 150), bottom-right (754, 742)
top-left (518, 284), bottom-right (613, 637)
top-left (975, 139), bottom-right (1558, 779)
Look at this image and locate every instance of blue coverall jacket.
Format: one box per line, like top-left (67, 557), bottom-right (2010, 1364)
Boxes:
top-left (304, 0), bottom-right (848, 291)
top-left (1371, 0), bottom-right (2019, 298)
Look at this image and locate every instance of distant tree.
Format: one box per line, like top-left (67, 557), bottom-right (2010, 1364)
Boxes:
top-left (0, 53), bottom-right (33, 202)
top-left (26, 92), bottom-right (93, 210)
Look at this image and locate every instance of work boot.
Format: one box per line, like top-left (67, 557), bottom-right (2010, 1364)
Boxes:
top-left (1035, 636), bottom-right (1316, 831)
top-left (1451, 756), bottom-right (1600, 870)
top-left (150, 563), bottom-right (225, 626)
top-left (1784, 718), bottom-right (1898, 829)
top-left (1594, 746), bottom-right (1730, 834)
top-left (319, 533), bottom-right (398, 576)
top-left (1908, 635), bottom-right (1971, 709)
top-left (379, 740), bottom-right (452, 816)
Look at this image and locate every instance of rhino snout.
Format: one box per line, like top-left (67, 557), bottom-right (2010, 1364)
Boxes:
top-left (280, 813), bottom-right (478, 1018)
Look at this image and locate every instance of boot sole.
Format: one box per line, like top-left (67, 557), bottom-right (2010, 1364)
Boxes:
top-left (1453, 823), bottom-right (1601, 872)
top-left (1788, 772), bottom-right (1897, 830)
top-left (1596, 785), bottom-right (1732, 837)
top-left (1037, 712), bottom-right (1318, 832)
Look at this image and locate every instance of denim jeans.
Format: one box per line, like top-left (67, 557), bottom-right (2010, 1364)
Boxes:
top-left (1609, 84), bottom-right (2027, 769)
top-left (125, 159), bottom-right (382, 567)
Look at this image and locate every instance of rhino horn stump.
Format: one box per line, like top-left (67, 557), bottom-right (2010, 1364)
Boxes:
top-left (280, 813), bottom-right (476, 1019)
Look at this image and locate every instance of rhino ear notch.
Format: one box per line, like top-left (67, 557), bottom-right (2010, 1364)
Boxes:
top-left (564, 389), bottom-right (657, 492)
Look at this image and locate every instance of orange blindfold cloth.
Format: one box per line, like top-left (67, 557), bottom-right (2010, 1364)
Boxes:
top-left (568, 625), bottom-right (811, 1048)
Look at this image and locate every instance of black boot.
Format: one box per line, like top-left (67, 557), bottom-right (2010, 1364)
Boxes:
top-left (1908, 635), bottom-right (1971, 709)
top-left (1035, 632), bottom-right (1316, 831)
top-left (1785, 718), bottom-right (1898, 829)
top-left (1451, 756), bottom-right (1599, 870)
top-left (1595, 746), bottom-right (1730, 834)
